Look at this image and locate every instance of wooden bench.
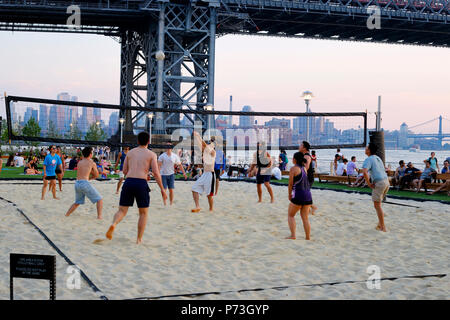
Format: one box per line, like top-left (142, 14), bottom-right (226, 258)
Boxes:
top-left (424, 173), bottom-right (450, 191)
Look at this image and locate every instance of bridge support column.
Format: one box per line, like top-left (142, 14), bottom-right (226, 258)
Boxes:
top-left (115, 2), bottom-right (218, 143)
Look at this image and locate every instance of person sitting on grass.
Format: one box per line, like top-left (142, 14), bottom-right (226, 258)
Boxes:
top-left (25, 157), bottom-right (41, 175)
top-left (189, 164), bottom-right (202, 180)
top-left (6, 154), bottom-right (15, 167)
top-left (94, 158), bottom-right (109, 178)
top-left (412, 160), bottom-right (436, 193)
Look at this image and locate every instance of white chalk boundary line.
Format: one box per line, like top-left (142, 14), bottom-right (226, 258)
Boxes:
top-left (0, 196), bottom-right (109, 300)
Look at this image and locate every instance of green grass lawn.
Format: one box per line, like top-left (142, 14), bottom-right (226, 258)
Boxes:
top-left (1, 167), bottom-right (448, 202)
top-left (0, 166), bottom-right (119, 179)
top-left (272, 178), bottom-right (449, 203)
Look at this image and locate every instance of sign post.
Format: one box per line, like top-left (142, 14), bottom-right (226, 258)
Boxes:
top-left (10, 253), bottom-right (56, 300)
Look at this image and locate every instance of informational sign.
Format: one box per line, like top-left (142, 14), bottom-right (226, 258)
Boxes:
top-left (10, 253), bottom-right (56, 300)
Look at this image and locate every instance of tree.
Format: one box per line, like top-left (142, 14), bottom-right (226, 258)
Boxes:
top-left (22, 117), bottom-right (41, 146)
top-left (1, 119), bottom-right (19, 142)
top-left (47, 120), bottom-right (61, 138)
top-left (85, 123), bottom-right (107, 142)
top-left (65, 121), bottom-right (82, 140)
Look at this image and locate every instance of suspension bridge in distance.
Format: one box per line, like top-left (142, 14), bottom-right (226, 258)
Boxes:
top-left (402, 115), bottom-right (450, 148)
top-left (0, 0), bottom-right (449, 140)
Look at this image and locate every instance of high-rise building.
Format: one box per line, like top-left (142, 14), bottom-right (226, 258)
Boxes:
top-left (23, 107), bottom-right (39, 124)
top-left (39, 104), bottom-right (49, 135)
top-left (108, 112), bottom-right (119, 136)
top-left (93, 100), bottom-right (101, 123)
top-left (10, 102), bottom-right (18, 124)
top-left (239, 105), bottom-right (254, 128)
top-left (399, 122), bottom-right (409, 149)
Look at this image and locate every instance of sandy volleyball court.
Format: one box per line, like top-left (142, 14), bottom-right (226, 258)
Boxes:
top-left (0, 180), bottom-right (448, 300)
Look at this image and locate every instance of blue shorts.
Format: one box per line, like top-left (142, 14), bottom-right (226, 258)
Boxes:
top-left (74, 180), bottom-right (102, 204)
top-left (256, 172), bottom-right (271, 184)
top-left (119, 178), bottom-right (150, 208)
top-left (162, 174), bottom-right (175, 189)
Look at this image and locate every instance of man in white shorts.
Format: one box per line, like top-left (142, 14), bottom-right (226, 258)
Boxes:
top-left (65, 147), bottom-right (103, 219)
top-left (158, 142), bottom-right (187, 205)
top-left (191, 131), bottom-right (216, 212)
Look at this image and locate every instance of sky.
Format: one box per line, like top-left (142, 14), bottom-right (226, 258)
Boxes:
top-left (0, 31), bottom-right (449, 133)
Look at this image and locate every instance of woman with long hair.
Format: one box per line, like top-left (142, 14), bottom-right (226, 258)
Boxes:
top-left (286, 152), bottom-right (313, 240)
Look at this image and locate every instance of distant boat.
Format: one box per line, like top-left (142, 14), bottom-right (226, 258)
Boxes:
top-left (409, 146), bottom-right (420, 152)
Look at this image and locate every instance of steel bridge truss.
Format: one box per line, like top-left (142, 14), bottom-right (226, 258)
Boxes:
top-left (119, 2), bottom-right (221, 135)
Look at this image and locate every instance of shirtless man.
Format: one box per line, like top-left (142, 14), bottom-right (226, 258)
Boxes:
top-left (299, 141), bottom-right (318, 215)
top-left (65, 147), bottom-right (103, 219)
top-left (191, 131), bottom-right (216, 212)
top-left (106, 132), bottom-right (167, 244)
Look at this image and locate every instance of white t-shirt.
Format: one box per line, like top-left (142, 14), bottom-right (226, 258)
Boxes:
top-left (14, 156), bottom-right (24, 167)
top-left (336, 162), bottom-right (347, 176)
top-left (158, 152), bottom-right (181, 175)
top-left (272, 167), bottom-right (282, 180)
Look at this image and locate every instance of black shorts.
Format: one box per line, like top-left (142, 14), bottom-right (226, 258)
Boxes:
top-left (214, 169), bottom-right (222, 181)
top-left (45, 176), bottom-right (56, 180)
top-left (290, 199), bottom-right (313, 206)
top-left (55, 168), bottom-right (62, 174)
top-left (119, 178), bottom-right (150, 208)
top-left (256, 173), bottom-right (271, 184)
top-left (423, 178), bottom-right (432, 184)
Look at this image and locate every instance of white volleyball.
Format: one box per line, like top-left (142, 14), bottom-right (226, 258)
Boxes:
top-left (155, 50), bottom-right (165, 61)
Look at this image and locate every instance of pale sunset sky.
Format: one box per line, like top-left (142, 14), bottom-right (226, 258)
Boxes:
top-left (0, 32), bottom-right (449, 132)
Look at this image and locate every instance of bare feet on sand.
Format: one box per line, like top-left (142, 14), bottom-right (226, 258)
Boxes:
top-left (376, 224), bottom-right (387, 232)
top-left (285, 235), bottom-right (296, 240)
top-left (106, 225), bottom-right (115, 240)
top-left (191, 208), bottom-right (201, 213)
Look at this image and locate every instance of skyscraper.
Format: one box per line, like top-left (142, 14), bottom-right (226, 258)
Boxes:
top-left (239, 105), bottom-right (254, 128)
top-left (39, 104), bottom-right (49, 135)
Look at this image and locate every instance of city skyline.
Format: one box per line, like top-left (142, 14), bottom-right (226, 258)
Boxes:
top-left (0, 32), bottom-right (448, 132)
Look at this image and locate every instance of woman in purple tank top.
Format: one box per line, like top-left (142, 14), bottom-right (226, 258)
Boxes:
top-left (286, 152), bottom-right (312, 240)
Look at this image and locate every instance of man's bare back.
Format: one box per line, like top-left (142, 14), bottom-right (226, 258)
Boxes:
top-left (123, 147), bottom-right (157, 179)
top-left (77, 158), bottom-right (98, 180)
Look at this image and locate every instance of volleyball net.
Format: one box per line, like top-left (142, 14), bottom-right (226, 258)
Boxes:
top-left (4, 95), bottom-right (367, 156)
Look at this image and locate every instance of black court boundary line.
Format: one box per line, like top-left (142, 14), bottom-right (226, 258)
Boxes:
top-left (129, 273), bottom-right (447, 300)
top-left (216, 178), bottom-right (450, 205)
top-left (0, 196), bottom-right (108, 300)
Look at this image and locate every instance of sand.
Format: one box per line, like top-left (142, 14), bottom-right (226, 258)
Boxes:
top-left (0, 179), bottom-right (448, 300)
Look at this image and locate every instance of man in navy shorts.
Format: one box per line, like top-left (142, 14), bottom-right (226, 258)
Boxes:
top-left (106, 132), bottom-right (167, 244)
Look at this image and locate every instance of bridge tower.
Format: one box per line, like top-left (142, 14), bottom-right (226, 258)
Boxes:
top-left (438, 115), bottom-right (443, 148)
top-left (119, 0), bottom-right (218, 139)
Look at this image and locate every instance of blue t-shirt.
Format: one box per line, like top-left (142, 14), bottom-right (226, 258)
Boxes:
top-left (362, 155), bottom-right (388, 183)
top-left (43, 154), bottom-right (62, 176)
top-left (442, 167), bottom-right (449, 174)
top-left (428, 157), bottom-right (438, 171)
top-left (420, 167), bottom-right (435, 180)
